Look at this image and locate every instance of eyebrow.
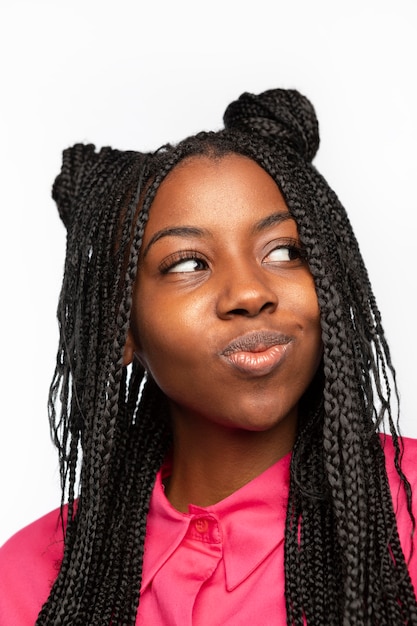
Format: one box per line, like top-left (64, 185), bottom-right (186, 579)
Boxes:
top-left (253, 211), bottom-right (293, 232)
top-left (142, 211), bottom-right (294, 259)
top-left (142, 226), bottom-right (208, 259)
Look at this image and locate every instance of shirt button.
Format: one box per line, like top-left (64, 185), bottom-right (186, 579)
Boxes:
top-left (194, 518), bottom-right (209, 533)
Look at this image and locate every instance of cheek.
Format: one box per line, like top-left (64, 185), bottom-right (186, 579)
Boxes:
top-left (308, 297), bottom-right (321, 333)
top-left (295, 281), bottom-right (323, 362)
top-left (307, 305), bottom-right (323, 372)
top-left (307, 295), bottom-right (322, 345)
top-left (290, 275), bottom-right (321, 327)
top-left (132, 298), bottom-right (195, 372)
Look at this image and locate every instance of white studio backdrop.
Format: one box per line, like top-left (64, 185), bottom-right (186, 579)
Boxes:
top-left (0, 0), bottom-right (416, 546)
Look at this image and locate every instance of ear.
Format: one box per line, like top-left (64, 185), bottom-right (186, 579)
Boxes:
top-left (123, 328), bottom-right (138, 366)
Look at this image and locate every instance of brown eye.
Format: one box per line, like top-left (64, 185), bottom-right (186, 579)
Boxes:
top-left (160, 252), bottom-right (209, 274)
top-left (168, 258), bottom-right (207, 273)
top-left (265, 245), bottom-right (304, 263)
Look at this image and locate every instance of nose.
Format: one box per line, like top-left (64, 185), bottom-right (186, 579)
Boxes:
top-left (216, 263), bottom-right (278, 319)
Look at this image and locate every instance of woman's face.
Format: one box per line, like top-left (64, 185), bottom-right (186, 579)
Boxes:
top-left (126, 154), bottom-right (322, 437)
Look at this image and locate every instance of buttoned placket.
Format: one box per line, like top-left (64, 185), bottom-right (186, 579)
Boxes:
top-left (147, 508), bottom-right (223, 625)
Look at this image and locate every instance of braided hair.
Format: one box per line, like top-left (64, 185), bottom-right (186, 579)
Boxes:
top-left (37, 89), bottom-right (417, 625)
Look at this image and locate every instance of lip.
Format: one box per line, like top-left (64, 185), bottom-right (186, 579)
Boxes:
top-left (220, 330), bottom-right (293, 377)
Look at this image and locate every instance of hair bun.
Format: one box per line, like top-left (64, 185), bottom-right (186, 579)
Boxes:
top-left (223, 88), bottom-right (319, 162)
top-left (52, 143), bottom-right (99, 229)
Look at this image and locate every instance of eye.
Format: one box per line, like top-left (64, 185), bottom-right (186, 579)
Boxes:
top-left (159, 251), bottom-right (209, 274)
top-left (263, 240), bottom-right (306, 265)
top-left (168, 258), bottom-right (207, 273)
top-left (267, 246), bottom-right (300, 262)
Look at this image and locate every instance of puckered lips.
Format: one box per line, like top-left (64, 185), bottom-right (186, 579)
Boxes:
top-left (220, 330), bottom-right (293, 377)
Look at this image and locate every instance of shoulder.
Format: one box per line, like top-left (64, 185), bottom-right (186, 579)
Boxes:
top-left (380, 433), bottom-right (417, 486)
top-left (0, 507), bottom-right (64, 625)
top-left (380, 433), bottom-right (417, 592)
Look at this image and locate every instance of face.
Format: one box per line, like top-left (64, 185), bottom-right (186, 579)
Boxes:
top-left (125, 154), bottom-right (322, 439)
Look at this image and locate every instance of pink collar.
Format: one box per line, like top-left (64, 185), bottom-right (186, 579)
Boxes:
top-left (141, 451), bottom-right (291, 593)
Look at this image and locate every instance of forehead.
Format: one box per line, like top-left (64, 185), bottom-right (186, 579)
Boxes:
top-left (145, 154), bottom-right (291, 232)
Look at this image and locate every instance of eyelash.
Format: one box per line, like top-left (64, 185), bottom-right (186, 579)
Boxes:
top-left (158, 240), bottom-right (306, 274)
top-left (265, 240), bottom-right (306, 263)
top-left (159, 250), bottom-right (208, 274)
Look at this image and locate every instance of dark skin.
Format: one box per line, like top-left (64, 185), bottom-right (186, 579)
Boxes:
top-left (124, 154), bottom-right (322, 512)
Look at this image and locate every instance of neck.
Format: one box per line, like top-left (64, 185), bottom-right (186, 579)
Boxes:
top-left (164, 407), bottom-right (296, 513)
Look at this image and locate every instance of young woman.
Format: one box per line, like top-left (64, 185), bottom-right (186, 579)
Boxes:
top-left (1, 88), bottom-right (416, 625)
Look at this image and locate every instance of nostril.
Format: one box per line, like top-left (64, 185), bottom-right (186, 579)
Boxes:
top-left (227, 300), bottom-right (276, 318)
top-left (260, 301), bottom-right (276, 313)
top-left (217, 282), bottom-right (279, 320)
top-left (229, 308), bottom-right (250, 316)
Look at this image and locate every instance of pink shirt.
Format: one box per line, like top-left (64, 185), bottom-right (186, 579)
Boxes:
top-left (1, 435), bottom-right (416, 624)
top-left (137, 452), bottom-right (290, 624)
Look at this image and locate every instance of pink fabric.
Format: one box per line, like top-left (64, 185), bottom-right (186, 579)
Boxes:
top-left (0, 435), bottom-right (416, 625)
top-left (137, 451), bottom-right (290, 624)
top-left (0, 507), bottom-right (64, 624)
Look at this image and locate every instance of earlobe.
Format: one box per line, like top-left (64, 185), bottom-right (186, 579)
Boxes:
top-left (123, 328), bottom-right (138, 366)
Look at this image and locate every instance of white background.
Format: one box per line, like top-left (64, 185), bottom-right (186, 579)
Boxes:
top-left (0, 0), bottom-right (416, 546)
